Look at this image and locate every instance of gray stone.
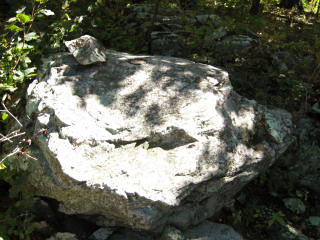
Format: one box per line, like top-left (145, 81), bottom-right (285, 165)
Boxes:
top-left (215, 35), bottom-right (256, 61)
top-left (108, 229), bottom-right (153, 240)
top-left (184, 220), bottom-right (244, 240)
top-left (13, 35), bottom-right (293, 232)
top-left (89, 227), bottom-right (114, 240)
top-left (283, 198), bottom-right (306, 214)
top-left (276, 118), bottom-right (320, 193)
top-left (311, 102), bottom-right (320, 114)
top-left (204, 27), bottom-right (227, 47)
top-left (278, 223), bottom-right (309, 240)
top-left (65, 35), bottom-right (107, 65)
top-left (272, 51), bottom-right (296, 74)
top-left (307, 216), bottom-right (320, 227)
top-left (218, 35), bottom-right (255, 49)
top-left (126, 4), bottom-right (193, 26)
top-left (160, 226), bottom-right (185, 240)
top-left (126, 4), bottom-right (154, 21)
top-left (46, 232), bottom-right (78, 240)
top-left (151, 32), bottom-right (183, 56)
top-left (195, 14), bottom-right (221, 25)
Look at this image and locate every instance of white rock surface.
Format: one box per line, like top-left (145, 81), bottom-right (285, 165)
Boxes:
top-left (15, 35), bottom-right (293, 231)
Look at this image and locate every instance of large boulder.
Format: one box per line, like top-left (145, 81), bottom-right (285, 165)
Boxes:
top-left (13, 35), bottom-right (293, 232)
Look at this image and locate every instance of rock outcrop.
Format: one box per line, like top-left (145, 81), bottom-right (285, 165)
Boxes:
top-left (125, 4), bottom-right (227, 57)
top-left (12, 35), bottom-right (293, 232)
top-left (275, 117), bottom-right (320, 193)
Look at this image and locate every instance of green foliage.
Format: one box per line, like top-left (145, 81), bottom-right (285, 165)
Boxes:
top-left (232, 210), bottom-right (242, 225)
top-left (81, 0), bottom-right (143, 52)
top-left (255, 172), bottom-right (268, 186)
top-left (296, 189), bottom-right (309, 201)
top-left (45, 12), bottom-right (82, 51)
top-left (42, 0), bottom-right (143, 52)
top-left (0, 1), bottom-right (53, 239)
top-left (214, 0), bottom-right (250, 9)
top-left (0, 0), bottom-right (51, 93)
top-left (268, 211), bottom-right (286, 227)
top-left (0, 168), bottom-right (35, 240)
top-left (302, 0), bottom-right (320, 14)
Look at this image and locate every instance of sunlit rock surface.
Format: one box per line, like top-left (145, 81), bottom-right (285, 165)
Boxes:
top-left (19, 35), bottom-right (293, 231)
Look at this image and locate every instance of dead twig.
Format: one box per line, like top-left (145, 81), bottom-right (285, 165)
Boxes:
top-left (0, 130), bottom-right (25, 143)
top-left (1, 102), bottom-right (23, 127)
top-left (1, 100), bottom-right (36, 165)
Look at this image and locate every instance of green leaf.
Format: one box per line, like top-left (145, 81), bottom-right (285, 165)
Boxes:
top-left (64, 13), bottom-right (71, 20)
top-left (13, 70), bottom-right (24, 82)
top-left (69, 24), bottom-right (79, 33)
top-left (5, 24), bottom-right (23, 32)
top-left (2, 112), bottom-right (8, 120)
top-left (16, 13), bottom-right (31, 24)
top-left (62, 1), bottom-right (70, 10)
top-left (39, 9), bottom-right (55, 16)
top-left (16, 42), bottom-right (33, 50)
top-left (24, 67), bottom-right (36, 77)
top-left (23, 56), bottom-right (31, 63)
top-left (268, 218), bottom-right (275, 227)
top-left (25, 32), bottom-right (39, 41)
top-left (269, 211), bottom-right (285, 227)
top-left (0, 163), bottom-right (6, 170)
top-left (7, 17), bottom-right (17, 23)
top-left (16, 7), bottom-right (26, 14)
top-left (276, 215), bottom-right (285, 225)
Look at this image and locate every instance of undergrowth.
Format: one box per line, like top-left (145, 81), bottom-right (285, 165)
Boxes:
top-left (0, 169), bottom-right (35, 240)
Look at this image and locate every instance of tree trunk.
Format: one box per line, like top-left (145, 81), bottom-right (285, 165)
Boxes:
top-left (250, 0), bottom-right (261, 15)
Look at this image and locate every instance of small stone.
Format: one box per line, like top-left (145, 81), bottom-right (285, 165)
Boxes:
top-left (195, 14), bottom-right (221, 25)
top-left (32, 221), bottom-right (49, 231)
top-left (283, 198), bottom-right (306, 214)
top-left (89, 227), bottom-right (113, 240)
top-left (307, 216), bottom-right (320, 227)
top-left (311, 102), bottom-right (320, 114)
top-left (46, 232), bottom-right (78, 240)
top-left (184, 221), bottom-right (244, 240)
top-left (65, 35), bottom-right (107, 65)
top-left (279, 223), bottom-right (308, 240)
top-left (160, 226), bottom-right (185, 240)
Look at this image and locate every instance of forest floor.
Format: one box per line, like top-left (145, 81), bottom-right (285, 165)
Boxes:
top-left (203, 7), bottom-right (320, 240)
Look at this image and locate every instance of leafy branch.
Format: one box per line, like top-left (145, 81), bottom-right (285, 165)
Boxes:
top-left (8, 2), bottom-right (40, 77)
top-left (0, 0), bottom-right (53, 93)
